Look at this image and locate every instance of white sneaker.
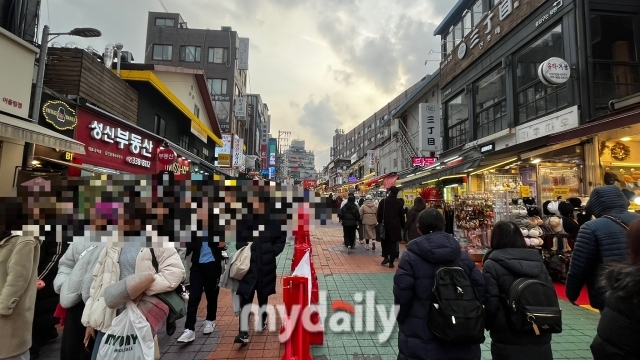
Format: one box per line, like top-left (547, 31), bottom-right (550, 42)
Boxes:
top-left (177, 329), bottom-right (195, 343)
top-left (365, 244), bottom-right (369, 250)
top-left (347, 246), bottom-right (351, 254)
top-left (203, 320), bottom-right (216, 334)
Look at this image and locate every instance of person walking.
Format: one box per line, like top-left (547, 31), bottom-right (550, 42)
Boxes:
top-left (360, 195), bottom-right (378, 250)
top-left (358, 198), bottom-right (365, 245)
top-left (591, 219), bottom-right (640, 359)
top-left (339, 195), bottom-right (360, 253)
top-left (234, 196), bottom-right (287, 345)
top-left (377, 186), bottom-right (405, 268)
top-left (394, 208), bottom-right (485, 360)
top-left (482, 221), bottom-right (556, 360)
top-left (566, 185), bottom-right (640, 310)
top-left (404, 197), bottom-right (426, 243)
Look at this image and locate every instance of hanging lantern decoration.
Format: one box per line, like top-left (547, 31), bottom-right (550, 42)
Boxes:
top-left (420, 187), bottom-right (443, 201)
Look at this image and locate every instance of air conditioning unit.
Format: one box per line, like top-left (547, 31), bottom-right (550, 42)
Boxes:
top-left (120, 51), bottom-right (135, 63)
top-left (221, 26), bottom-right (232, 31)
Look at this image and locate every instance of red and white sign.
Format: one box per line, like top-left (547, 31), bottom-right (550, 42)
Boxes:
top-left (157, 147), bottom-right (176, 166)
top-left (160, 157), bottom-right (191, 180)
top-left (75, 108), bottom-right (158, 174)
top-left (302, 179), bottom-right (317, 189)
top-left (412, 157), bottom-right (437, 167)
top-left (261, 144), bottom-right (267, 170)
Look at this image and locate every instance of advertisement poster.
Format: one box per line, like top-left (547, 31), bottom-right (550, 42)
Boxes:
top-left (268, 139), bottom-right (277, 166)
top-left (232, 135), bottom-right (244, 168)
top-left (214, 134), bottom-right (232, 167)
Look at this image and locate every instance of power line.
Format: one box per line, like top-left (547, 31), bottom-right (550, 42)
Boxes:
top-left (157, 0), bottom-right (168, 12)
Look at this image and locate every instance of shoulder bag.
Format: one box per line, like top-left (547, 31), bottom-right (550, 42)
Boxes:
top-left (149, 249), bottom-right (187, 326)
top-left (229, 242), bottom-right (253, 280)
top-left (376, 199), bottom-right (386, 241)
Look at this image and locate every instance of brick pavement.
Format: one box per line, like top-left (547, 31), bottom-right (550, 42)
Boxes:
top-left (40, 218), bottom-right (600, 359)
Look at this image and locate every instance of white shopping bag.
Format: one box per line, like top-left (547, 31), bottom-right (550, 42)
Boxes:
top-left (97, 301), bottom-right (155, 360)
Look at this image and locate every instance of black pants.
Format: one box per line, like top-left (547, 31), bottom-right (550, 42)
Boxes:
top-left (357, 221), bottom-right (364, 241)
top-left (60, 302), bottom-right (92, 360)
top-left (185, 261), bottom-right (222, 330)
top-left (343, 225), bottom-right (357, 248)
top-left (238, 287), bottom-right (270, 334)
top-left (31, 296), bottom-right (59, 357)
top-left (382, 240), bottom-right (397, 262)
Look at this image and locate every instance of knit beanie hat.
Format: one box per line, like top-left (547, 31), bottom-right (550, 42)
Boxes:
top-left (558, 202), bottom-right (574, 218)
top-left (104, 272), bottom-right (156, 309)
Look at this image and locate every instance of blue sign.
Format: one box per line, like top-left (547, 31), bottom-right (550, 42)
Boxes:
top-left (268, 167), bottom-right (276, 180)
top-left (261, 169), bottom-right (269, 175)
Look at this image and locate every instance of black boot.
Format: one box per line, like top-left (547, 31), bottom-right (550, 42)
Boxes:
top-left (381, 257), bottom-right (389, 265)
top-left (389, 260), bottom-right (395, 268)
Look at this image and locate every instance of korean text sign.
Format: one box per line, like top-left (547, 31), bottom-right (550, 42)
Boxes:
top-left (419, 103), bottom-right (440, 152)
top-left (75, 108), bottom-right (157, 173)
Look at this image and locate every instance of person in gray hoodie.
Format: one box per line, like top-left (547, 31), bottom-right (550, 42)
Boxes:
top-left (566, 185), bottom-right (640, 310)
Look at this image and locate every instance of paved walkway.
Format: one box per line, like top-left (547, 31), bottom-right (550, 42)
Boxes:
top-left (41, 219), bottom-right (600, 359)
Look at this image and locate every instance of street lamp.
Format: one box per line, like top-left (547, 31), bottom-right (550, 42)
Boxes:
top-left (21, 25), bottom-right (101, 169)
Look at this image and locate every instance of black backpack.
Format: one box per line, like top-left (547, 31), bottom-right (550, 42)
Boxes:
top-left (506, 277), bottom-right (562, 335)
top-left (427, 262), bottom-right (485, 344)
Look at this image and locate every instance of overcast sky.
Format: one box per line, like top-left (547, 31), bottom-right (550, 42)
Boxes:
top-left (40, 0), bottom-right (450, 169)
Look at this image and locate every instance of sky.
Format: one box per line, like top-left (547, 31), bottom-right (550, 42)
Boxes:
top-left (39, 0), bottom-right (452, 170)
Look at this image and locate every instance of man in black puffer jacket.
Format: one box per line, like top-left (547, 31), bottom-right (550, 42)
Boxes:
top-left (394, 209), bottom-right (485, 360)
top-left (566, 185), bottom-right (640, 310)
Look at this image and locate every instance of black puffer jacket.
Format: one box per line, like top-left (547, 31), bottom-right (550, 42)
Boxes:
top-left (482, 249), bottom-right (554, 360)
top-left (393, 231), bottom-right (485, 360)
top-left (566, 185), bottom-right (640, 310)
top-left (591, 264), bottom-right (640, 359)
top-left (236, 212), bottom-right (287, 300)
top-left (339, 202), bottom-right (360, 227)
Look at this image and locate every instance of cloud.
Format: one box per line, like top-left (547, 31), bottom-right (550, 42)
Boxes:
top-left (297, 95), bottom-right (342, 145)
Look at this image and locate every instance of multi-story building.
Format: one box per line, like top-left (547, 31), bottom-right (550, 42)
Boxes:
top-left (418, 0), bottom-right (640, 203)
top-left (144, 12), bottom-right (249, 151)
top-left (247, 94), bottom-right (270, 169)
top-left (283, 139), bottom-right (315, 184)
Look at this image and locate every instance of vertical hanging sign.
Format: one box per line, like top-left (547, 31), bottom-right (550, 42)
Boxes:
top-left (419, 103), bottom-right (440, 152)
top-left (238, 38), bottom-right (249, 70)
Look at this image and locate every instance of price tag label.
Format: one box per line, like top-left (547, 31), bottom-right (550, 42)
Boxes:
top-left (553, 186), bottom-right (570, 198)
top-left (519, 186), bottom-right (531, 197)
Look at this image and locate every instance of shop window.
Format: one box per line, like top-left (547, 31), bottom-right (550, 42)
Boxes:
top-left (154, 115), bottom-right (166, 137)
top-left (472, 0), bottom-right (483, 27)
top-left (445, 92), bottom-right (469, 150)
top-left (591, 13), bottom-right (640, 115)
top-left (207, 78), bottom-right (227, 95)
top-left (152, 44), bottom-right (172, 61)
top-left (208, 47), bottom-right (229, 64)
top-left (515, 24), bottom-right (565, 124)
top-left (180, 46), bottom-right (201, 62)
top-left (180, 134), bottom-right (189, 149)
top-left (475, 68), bottom-right (507, 139)
top-left (155, 18), bottom-right (174, 27)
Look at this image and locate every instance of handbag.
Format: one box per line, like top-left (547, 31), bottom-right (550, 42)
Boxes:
top-left (229, 243), bottom-right (253, 280)
top-left (376, 198), bottom-right (386, 241)
top-left (97, 301), bottom-right (155, 360)
top-left (149, 249), bottom-right (187, 325)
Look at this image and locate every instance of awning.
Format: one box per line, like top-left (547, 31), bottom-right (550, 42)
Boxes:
top-left (383, 175), bottom-right (399, 189)
top-left (35, 156), bottom-right (112, 174)
top-left (0, 112), bottom-right (85, 154)
top-left (423, 158), bottom-right (481, 182)
top-left (365, 173), bottom-right (396, 187)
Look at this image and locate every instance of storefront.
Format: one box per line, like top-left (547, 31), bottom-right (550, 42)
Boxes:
top-left (74, 107), bottom-right (158, 175)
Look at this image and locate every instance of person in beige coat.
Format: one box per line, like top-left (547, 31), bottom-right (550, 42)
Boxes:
top-left (0, 232), bottom-right (43, 360)
top-left (359, 195), bottom-right (379, 250)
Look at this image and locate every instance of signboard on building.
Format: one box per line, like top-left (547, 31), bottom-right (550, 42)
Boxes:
top-left (539, 57), bottom-right (570, 86)
top-left (215, 134), bottom-right (232, 167)
top-left (480, 142), bottom-right (495, 154)
top-left (367, 150), bottom-right (376, 169)
top-left (261, 144), bottom-right (268, 169)
top-left (516, 105), bottom-right (579, 144)
top-left (235, 96), bottom-right (247, 119)
top-left (232, 135), bottom-right (244, 168)
top-left (412, 157), bottom-right (438, 167)
top-left (212, 100), bottom-right (231, 133)
top-left (351, 153), bottom-right (358, 164)
top-left (42, 100), bottom-right (77, 130)
top-left (74, 108), bottom-right (157, 174)
top-left (302, 179), bottom-right (317, 189)
top-left (439, 0), bottom-right (548, 87)
top-left (238, 38), bottom-right (250, 70)
top-left (268, 166), bottom-right (276, 180)
top-left (190, 121), bottom-right (207, 142)
top-left (419, 103), bottom-right (440, 151)
top-left (268, 139), bottom-right (277, 166)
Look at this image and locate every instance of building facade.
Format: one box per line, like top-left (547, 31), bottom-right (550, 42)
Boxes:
top-left (282, 139), bottom-right (315, 184)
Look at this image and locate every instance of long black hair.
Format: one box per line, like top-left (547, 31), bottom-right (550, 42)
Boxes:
top-left (490, 221), bottom-right (527, 250)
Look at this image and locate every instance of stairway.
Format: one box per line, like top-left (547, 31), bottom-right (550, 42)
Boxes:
top-left (396, 121), bottom-right (419, 168)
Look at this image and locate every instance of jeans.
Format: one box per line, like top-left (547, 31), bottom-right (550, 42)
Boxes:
top-left (90, 331), bottom-right (105, 360)
top-left (185, 261), bottom-right (222, 330)
top-left (4, 351), bottom-right (29, 360)
top-left (343, 225), bottom-right (357, 248)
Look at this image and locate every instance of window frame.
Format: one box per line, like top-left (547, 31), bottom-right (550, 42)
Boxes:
top-left (155, 18), bottom-right (175, 27)
top-left (207, 78), bottom-right (228, 95)
top-left (179, 46), bottom-right (201, 62)
top-left (445, 91), bottom-right (469, 150)
top-left (208, 47), bottom-right (229, 64)
top-left (179, 134), bottom-right (189, 149)
top-left (514, 22), bottom-right (567, 125)
top-left (475, 67), bottom-right (508, 140)
top-left (154, 115), bottom-right (166, 138)
top-left (152, 44), bottom-right (173, 61)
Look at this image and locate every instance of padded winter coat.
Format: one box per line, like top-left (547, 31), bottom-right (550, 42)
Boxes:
top-left (81, 247), bottom-right (185, 331)
top-left (591, 264), bottom-right (640, 359)
top-left (339, 202), bottom-right (360, 227)
top-left (377, 195), bottom-right (406, 243)
top-left (393, 231), bottom-right (485, 360)
top-left (236, 212), bottom-right (287, 300)
top-left (359, 200), bottom-right (378, 225)
top-left (54, 243), bottom-right (104, 308)
top-left (565, 185), bottom-right (640, 310)
top-left (482, 248), bottom-right (554, 360)
top-left (404, 204), bottom-right (426, 241)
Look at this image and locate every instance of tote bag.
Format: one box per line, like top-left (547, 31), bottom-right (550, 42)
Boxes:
top-left (97, 301), bottom-right (155, 360)
top-left (230, 243), bottom-right (253, 280)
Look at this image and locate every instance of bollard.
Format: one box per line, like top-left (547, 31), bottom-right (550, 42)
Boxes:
top-left (280, 276), bottom-right (312, 360)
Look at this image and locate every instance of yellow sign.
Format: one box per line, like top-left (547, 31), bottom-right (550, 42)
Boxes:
top-left (64, 152), bottom-right (74, 161)
top-left (553, 186), bottom-right (570, 198)
top-left (519, 186), bottom-right (531, 197)
top-left (218, 153), bottom-right (231, 167)
top-left (190, 121), bottom-right (208, 143)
